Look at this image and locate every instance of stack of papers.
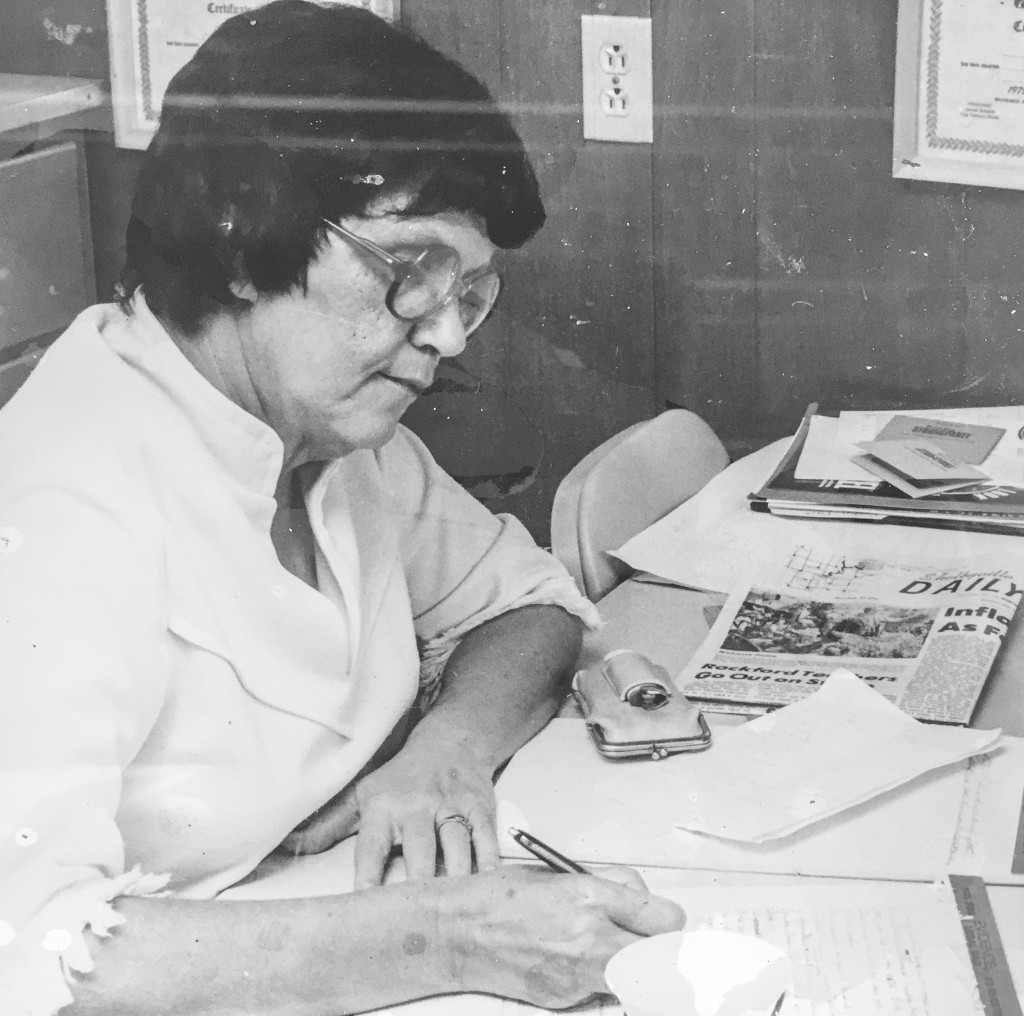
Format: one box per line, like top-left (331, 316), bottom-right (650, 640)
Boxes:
top-left (752, 404), bottom-right (1024, 533)
top-left (611, 439), bottom-right (1024, 596)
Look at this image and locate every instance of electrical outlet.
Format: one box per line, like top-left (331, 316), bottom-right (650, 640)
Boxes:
top-left (581, 14), bottom-right (653, 144)
top-left (601, 84), bottom-right (629, 117)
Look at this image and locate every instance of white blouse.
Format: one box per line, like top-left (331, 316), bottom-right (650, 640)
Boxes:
top-left (0, 297), bottom-right (598, 1014)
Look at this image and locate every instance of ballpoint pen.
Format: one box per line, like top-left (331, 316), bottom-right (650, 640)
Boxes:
top-left (508, 827), bottom-right (588, 874)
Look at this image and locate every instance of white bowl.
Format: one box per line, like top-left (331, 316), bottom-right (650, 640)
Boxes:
top-left (604, 929), bottom-right (791, 1016)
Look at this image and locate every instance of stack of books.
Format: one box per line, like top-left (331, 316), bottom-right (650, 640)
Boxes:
top-left (751, 404), bottom-right (1024, 534)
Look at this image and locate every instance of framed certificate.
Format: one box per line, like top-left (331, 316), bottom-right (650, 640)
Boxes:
top-left (106, 0), bottom-right (400, 150)
top-left (893, 0), bottom-right (1024, 191)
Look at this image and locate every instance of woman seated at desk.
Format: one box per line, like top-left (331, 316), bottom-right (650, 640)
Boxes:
top-left (0, 3), bottom-right (684, 1013)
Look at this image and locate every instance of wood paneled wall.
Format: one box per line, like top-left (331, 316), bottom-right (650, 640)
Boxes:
top-left (652, 1), bottom-right (1024, 454)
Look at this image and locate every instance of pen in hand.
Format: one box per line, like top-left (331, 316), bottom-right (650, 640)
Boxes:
top-left (508, 827), bottom-right (588, 874)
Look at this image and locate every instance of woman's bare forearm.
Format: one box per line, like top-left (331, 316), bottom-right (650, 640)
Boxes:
top-left (70, 885), bottom-right (453, 1016)
top-left (68, 864), bottom-right (686, 1014)
top-left (409, 604), bottom-right (584, 772)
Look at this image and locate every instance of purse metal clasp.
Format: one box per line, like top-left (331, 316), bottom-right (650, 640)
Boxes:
top-left (601, 649), bottom-right (672, 710)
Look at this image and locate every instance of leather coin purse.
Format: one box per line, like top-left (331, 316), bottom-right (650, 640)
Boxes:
top-left (572, 649), bottom-right (712, 760)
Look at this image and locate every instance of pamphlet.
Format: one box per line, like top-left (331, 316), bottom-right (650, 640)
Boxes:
top-left (874, 414), bottom-right (1005, 465)
top-left (676, 546), bottom-right (1022, 724)
top-left (793, 407), bottom-right (1021, 485)
top-left (854, 439), bottom-right (989, 498)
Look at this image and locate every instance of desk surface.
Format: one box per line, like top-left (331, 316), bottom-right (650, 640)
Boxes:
top-left (229, 574), bottom-right (1024, 1012)
top-left (578, 577), bottom-right (1024, 737)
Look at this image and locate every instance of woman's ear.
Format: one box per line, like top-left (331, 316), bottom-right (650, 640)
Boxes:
top-left (228, 278), bottom-right (258, 303)
top-left (222, 223), bottom-right (256, 303)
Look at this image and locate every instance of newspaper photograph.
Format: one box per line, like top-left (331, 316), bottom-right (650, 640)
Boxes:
top-left (677, 544), bottom-right (1022, 724)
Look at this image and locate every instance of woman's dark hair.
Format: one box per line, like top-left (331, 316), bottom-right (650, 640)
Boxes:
top-left (119, 0), bottom-right (545, 334)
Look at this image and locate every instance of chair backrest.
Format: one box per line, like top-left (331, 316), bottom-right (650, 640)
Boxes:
top-left (551, 410), bottom-right (730, 601)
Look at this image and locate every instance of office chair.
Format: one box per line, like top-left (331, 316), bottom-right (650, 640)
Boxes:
top-left (551, 409), bottom-right (730, 601)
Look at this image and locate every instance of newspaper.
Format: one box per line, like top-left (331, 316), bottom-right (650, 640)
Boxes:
top-left (676, 544), bottom-right (1023, 724)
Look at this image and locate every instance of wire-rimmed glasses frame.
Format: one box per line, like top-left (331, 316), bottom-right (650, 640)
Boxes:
top-left (321, 218), bottom-right (501, 336)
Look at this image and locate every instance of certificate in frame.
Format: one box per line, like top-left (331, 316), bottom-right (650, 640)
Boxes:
top-left (106, 0), bottom-right (401, 150)
top-left (893, 0), bottom-right (1024, 191)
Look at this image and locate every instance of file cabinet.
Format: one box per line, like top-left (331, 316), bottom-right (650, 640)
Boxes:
top-left (0, 74), bottom-right (107, 405)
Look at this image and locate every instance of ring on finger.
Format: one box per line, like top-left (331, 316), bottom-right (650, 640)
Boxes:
top-left (436, 814), bottom-right (473, 834)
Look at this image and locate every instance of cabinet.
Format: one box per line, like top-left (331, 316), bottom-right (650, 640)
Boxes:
top-left (0, 74), bottom-right (108, 404)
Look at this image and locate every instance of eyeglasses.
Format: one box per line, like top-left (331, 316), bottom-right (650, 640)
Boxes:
top-left (322, 218), bottom-right (501, 336)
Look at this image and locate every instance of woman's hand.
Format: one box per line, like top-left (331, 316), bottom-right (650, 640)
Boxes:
top-left (280, 730), bottom-right (501, 887)
top-left (350, 733), bottom-right (499, 887)
top-left (431, 865), bottom-right (686, 1008)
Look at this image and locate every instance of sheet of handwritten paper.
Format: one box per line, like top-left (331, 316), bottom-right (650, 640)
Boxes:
top-left (647, 878), bottom-right (985, 1016)
top-left (597, 670), bottom-right (1000, 842)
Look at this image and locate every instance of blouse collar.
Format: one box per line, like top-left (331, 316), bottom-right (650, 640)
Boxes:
top-left (101, 293), bottom-right (285, 499)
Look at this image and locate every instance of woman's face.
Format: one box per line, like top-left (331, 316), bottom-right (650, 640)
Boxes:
top-left (232, 205), bottom-right (497, 467)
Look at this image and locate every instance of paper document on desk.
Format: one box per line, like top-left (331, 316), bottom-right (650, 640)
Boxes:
top-left (610, 437), bottom-right (1024, 595)
top-left (836, 406), bottom-right (1024, 484)
top-left (794, 407), bottom-right (1023, 484)
top-left (651, 879), bottom-right (986, 1016)
top-left (597, 670), bottom-right (1000, 842)
top-left (854, 438), bottom-right (991, 498)
top-left (676, 546), bottom-right (1022, 724)
top-left (496, 719), bottom-right (1024, 884)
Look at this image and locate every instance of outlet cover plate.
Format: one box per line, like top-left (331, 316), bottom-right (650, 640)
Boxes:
top-left (581, 14), bottom-right (653, 143)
